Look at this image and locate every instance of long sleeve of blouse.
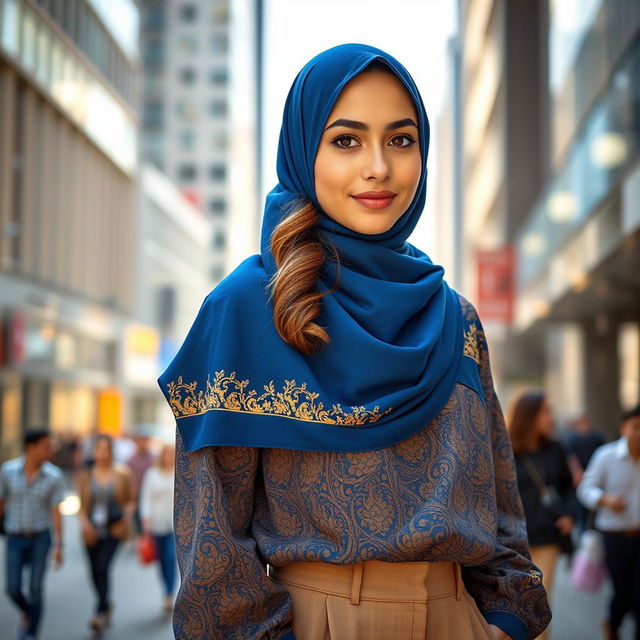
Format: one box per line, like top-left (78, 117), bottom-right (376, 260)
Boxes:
top-left (172, 296), bottom-right (550, 640)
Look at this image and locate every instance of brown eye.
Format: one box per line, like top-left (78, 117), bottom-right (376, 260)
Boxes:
top-left (389, 134), bottom-right (415, 147)
top-left (332, 135), bottom-right (359, 149)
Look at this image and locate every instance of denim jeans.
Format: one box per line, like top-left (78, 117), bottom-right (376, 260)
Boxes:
top-left (5, 530), bottom-right (52, 638)
top-left (152, 532), bottom-right (176, 596)
top-left (85, 536), bottom-right (120, 613)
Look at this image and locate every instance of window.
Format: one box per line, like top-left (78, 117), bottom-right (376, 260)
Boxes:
top-left (179, 130), bottom-right (195, 150)
top-left (180, 4), bottom-right (197, 22)
top-left (210, 32), bottom-right (228, 54)
top-left (209, 164), bottom-right (226, 181)
top-left (208, 99), bottom-right (227, 117)
top-left (143, 101), bottom-right (164, 128)
top-left (179, 67), bottom-right (196, 85)
top-left (212, 230), bottom-right (226, 250)
top-left (209, 66), bottom-right (228, 86)
top-left (211, 1), bottom-right (229, 25)
top-left (211, 131), bottom-right (228, 150)
top-left (177, 164), bottom-right (197, 181)
top-left (143, 7), bottom-right (166, 31)
top-left (177, 34), bottom-right (198, 53)
top-left (144, 38), bottom-right (165, 67)
top-left (208, 197), bottom-right (226, 215)
top-left (175, 100), bottom-right (198, 121)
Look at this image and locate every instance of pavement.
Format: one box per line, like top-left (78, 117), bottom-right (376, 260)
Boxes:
top-left (0, 508), bottom-right (637, 640)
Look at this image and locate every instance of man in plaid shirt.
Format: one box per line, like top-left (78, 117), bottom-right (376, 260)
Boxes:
top-left (0, 428), bottom-right (65, 640)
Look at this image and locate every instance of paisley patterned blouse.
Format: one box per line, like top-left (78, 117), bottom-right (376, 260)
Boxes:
top-left (172, 297), bottom-right (551, 640)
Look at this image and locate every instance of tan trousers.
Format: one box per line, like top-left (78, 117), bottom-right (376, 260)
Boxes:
top-left (530, 544), bottom-right (561, 640)
top-left (271, 560), bottom-right (496, 640)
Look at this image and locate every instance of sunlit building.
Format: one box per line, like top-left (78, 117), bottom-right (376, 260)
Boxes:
top-left (140, 0), bottom-right (241, 283)
top-left (0, 0), bottom-right (140, 460)
top-left (456, 0), bottom-right (640, 431)
top-left (135, 163), bottom-right (212, 437)
top-left (458, 0), bottom-right (549, 394)
top-left (515, 0), bottom-right (640, 432)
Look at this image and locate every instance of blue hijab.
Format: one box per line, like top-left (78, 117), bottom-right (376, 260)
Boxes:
top-left (158, 43), bottom-right (463, 453)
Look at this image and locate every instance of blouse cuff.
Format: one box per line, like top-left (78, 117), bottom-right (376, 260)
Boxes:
top-left (484, 611), bottom-right (529, 640)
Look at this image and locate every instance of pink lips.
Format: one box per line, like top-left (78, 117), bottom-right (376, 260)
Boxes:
top-left (351, 190), bottom-right (397, 210)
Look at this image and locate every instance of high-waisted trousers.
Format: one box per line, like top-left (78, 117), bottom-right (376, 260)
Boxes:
top-left (271, 560), bottom-right (496, 640)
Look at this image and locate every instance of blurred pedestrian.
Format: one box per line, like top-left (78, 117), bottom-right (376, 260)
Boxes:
top-left (577, 404), bottom-right (640, 640)
top-left (507, 390), bottom-right (576, 640)
top-left (77, 434), bottom-right (135, 632)
top-left (0, 428), bottom-right (65, 640)
top-left (140, 443), bottom-right (176, 613)
top-left (159, 44), bottom-right (551, 640)
top-left (563, 414), bottom-right (605, 533)
top-left (126, 435), bottom-right (155, 536)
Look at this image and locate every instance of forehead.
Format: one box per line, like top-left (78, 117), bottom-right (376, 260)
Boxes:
top-left (328, 70), bottom-right (417, 119)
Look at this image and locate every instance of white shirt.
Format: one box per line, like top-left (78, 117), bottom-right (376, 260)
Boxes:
top-left (577, 438), bottom-right (640, 532)
top-left (139, 467), bottom-right (174, 535)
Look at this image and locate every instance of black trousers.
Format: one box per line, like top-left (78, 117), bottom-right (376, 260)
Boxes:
top-left (85, 537), bottom-right (120, 613)
top-left (602, 532), bottom-right (640, 639)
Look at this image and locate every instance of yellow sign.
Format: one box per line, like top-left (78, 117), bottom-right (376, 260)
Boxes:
top-left (98, 388), bottom-right (122, 435)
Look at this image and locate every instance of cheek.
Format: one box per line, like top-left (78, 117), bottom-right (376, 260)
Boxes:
top-left (315, 153), bottom-right (352, 200)
top-left (402, 156), bottom-right (422, 192)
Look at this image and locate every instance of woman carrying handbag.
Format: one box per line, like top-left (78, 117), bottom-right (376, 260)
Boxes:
top-left (77, 434), bottom-right (135, 632)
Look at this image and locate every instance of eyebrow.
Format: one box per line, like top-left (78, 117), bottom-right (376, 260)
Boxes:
top-left (323, 117), bottom-right (418, 132)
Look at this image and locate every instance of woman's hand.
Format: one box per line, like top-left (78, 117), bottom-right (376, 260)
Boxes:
top-left (554, 515), bottom-right (574, 536)
top-left (82, 520), bottom-right (98, 547)
top-left (488, 624), bottom-right (513, 640)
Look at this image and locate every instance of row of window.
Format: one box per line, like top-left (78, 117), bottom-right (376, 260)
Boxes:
top-left (177, 163), bottom-right (226, 182)
top-left (179, 65), bottom-right (228, 86)
top-left (177, 129), bottom-right (227, 151)
top-left (35, 0), bottom-right (136, 104)
top-left (178, 2), bottom-right (229, 25)
top-left (143, 98), bottom-right (228, 127)
top-left (143, 35), bottom-right (228, 67)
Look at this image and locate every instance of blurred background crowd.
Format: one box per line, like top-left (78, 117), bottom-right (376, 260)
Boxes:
top-left (0, 0), bottom-right (638, 638)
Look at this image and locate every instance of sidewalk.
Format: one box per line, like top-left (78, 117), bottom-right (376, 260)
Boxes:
top-left (547, 554), bottom-right (634, 640)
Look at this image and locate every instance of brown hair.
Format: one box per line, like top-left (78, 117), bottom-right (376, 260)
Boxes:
top-left (507, 390), bottom-right (547, 455)
top-left (269, 201), bottom-right (339, 355)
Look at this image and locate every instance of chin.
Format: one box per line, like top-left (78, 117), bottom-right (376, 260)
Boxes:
top-left (353, 221), bottom-right (395, 235)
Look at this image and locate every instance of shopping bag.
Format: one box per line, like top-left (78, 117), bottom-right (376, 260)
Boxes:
top-left (570, 529), bottom-right (607, 592)
top-left (137, 533), bottom-right (157, 565)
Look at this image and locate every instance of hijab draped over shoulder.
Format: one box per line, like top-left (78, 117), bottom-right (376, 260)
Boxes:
top-left (158, 43), bottom-right (463, 453)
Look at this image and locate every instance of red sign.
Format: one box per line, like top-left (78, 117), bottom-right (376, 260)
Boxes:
top-left (9, 310), bottom-right (26, 365)
top-left (476, 247), bottom-right (514, 324)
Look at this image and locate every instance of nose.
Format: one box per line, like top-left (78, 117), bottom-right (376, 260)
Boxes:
top-left (361, 144), bottom-right (390, 182)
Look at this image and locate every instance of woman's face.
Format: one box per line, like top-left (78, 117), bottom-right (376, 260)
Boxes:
top-left (93, 438), bottom-right (112, 465)
top-left (535, 399), bottom-right (554, 438)
top-left (314, 70), bottom-right (421, 235)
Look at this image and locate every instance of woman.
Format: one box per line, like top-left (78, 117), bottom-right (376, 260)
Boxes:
top-left (140, 443), bottom-right (176, 613)
top-left (507, 391), bottom-right (576, 640)
top-left (159, 44), bottom-right (551, 640)
top-left (77, 434), bottom-right (135, 631)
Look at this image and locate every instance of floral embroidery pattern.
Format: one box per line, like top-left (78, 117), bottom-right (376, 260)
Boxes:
top-left (166, 370), bottom-right (392, 426)
top-left (463, 324), bottom-right (480, 363)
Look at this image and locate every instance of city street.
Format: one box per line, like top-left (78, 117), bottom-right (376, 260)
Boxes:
top-left (0, 504), bottom-right (637, 640)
